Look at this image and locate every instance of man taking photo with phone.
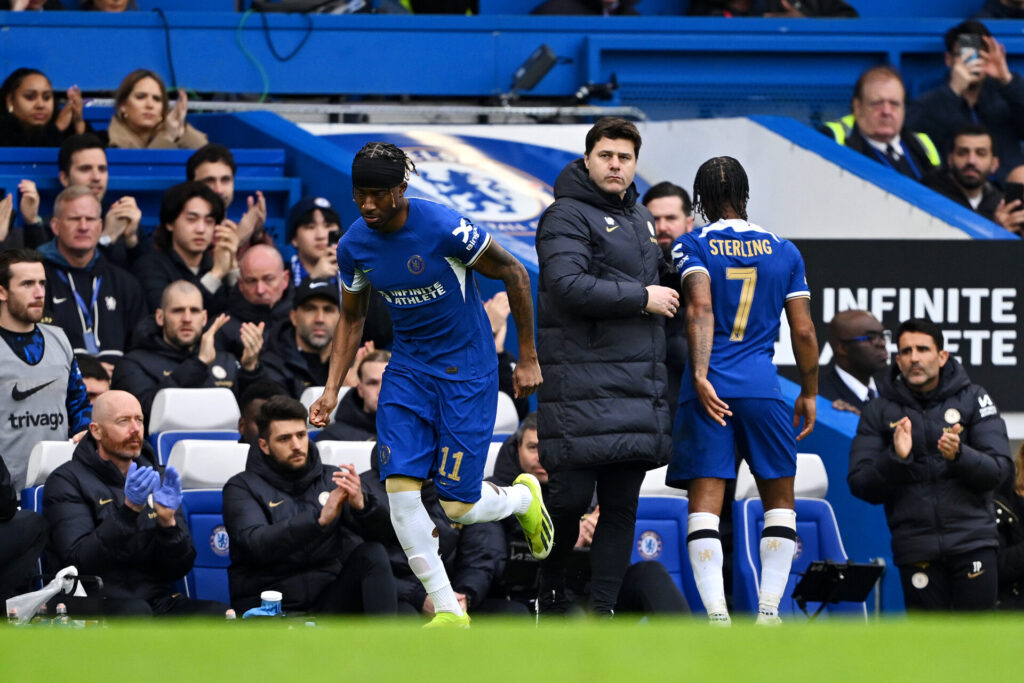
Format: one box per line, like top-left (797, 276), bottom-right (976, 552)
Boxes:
top-left (909, 20), bottom-right (1024, 183)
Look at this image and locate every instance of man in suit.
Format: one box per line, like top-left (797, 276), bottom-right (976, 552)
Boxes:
top-left (819, 309), bottom-right (889, 415)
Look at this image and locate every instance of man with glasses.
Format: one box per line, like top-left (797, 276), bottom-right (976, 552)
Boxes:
top-left (820, 309), bottom-right (890, 415)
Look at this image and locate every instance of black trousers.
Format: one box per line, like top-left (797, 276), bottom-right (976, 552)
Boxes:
top-left (311, 542), bottom-right (397, 615)
top-left (898, 548), bottom-right (998, 612)
top-left (0, 509), bottom-right (47, 601)
top-left (616, 561), bottom-right (689, 615)
top-left (539, 462), bottom-right (647, 615)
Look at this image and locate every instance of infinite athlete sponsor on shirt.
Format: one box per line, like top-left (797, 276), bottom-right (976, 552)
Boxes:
top-left (378, 281), bottom-right (447, 307)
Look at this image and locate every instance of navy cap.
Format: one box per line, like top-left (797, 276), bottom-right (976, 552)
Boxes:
top-left (287, 196), bottom-right (341, 241)
top-left (292, 278), bottom-right (339, 308)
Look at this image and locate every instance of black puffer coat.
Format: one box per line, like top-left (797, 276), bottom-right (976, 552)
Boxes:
top-left (535, 159), bottom-right (672, 472)
top-left (222, 441), bottom-right (392, 613)
top-left (848, 358), bottom-right (1012, 566)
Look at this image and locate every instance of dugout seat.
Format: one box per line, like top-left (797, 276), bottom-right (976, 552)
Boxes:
top-left (171, 441), bottom-right (249, 605)
top-left (20, 440), bottom-right (76, 512)
top-left (734, 453), bottom-right (829, 500)
top-left (154, 430), bottom-right (241, 466)
top-left (149, 388), bottom-right (241, 440)
top-left (631, 496), bottom-right (702, 610)
top-left (299, 386), bottom-right (350, 428)
top-left (732, 497), bottom-right (868, 620)
top-left (494, 391), bottom-right (519, 436)
top-left (316, 440), bottom-right (375, 475)
top-left (640, 465), bottom-right (687, 498)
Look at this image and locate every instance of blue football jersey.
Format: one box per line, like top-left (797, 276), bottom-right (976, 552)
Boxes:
top-left (336, 198), bottom-right (497, 380)
top-left (671, 218), bottom-right (809, 400)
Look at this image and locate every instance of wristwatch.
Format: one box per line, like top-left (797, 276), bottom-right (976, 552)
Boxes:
top-left (98, 234), bottom-right (113, 247)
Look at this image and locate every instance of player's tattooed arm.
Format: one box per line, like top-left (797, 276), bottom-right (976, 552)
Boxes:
top-left (471, 240), bottom-right (542, 397)
top-left (310, 287), bottom-right (370, 427)
top-left (684, 272), bottom-right (731, 426)
top-left (785, 295), bottom-right (818, 440)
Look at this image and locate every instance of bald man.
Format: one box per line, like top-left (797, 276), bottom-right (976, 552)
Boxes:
top-left (112, 280), bottom-right (267, 431)
top-left (820, 310), bottom-right (890, 414)
top-left (220, 244), bottom-right (291, 360)
top-left (42, 390), bottom-right (228, 616)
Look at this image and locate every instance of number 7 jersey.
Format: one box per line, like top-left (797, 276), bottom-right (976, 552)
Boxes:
top-left (671, 218), bottom-right (810, 400)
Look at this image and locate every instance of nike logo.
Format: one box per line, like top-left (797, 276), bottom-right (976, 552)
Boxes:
top-left (606, 225), bottom-right (619, 232)
top-left (268, 500), bottom-right (285, 508)
top-left (309, 282), bottom-right (328, 289)
top-left (967, 570), bottom-right (985, 579)
top-left (53, 296), bottom-right (67, 304)
top-left (12, 379), bottom-right (56, 401)
top-left (98, 498), bottom-right (113, 506)
top-left (889, 421), bottom-right (902, 428)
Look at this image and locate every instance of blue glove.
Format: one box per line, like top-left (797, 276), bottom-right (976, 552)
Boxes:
top-left (124, 461), bottom-right (160, 507)
top-left (153, 466), bottom-right (183, 511)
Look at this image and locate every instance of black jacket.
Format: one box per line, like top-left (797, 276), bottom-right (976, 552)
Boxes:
top-left (222, 441), bottom-right (392, 613)
top-left (818, 365), bottom-right (871, 411)
top-left (131, 248), bottom-right (230, 315)
top-left (112, 316), bottom-right (259, 431)
top-left (848, 358), bottom-right (1012, 565)
top-left (361, 454), bottom-right (506, 612)
top-left (261, 317), bottom-right (326, 399)
top-left (1, 456), bottom-right (18, 522)
top-left (535, 159), bottom-right (672, 472)
top-left (994, 475), bottom-right (1024, 609)
top-left (830, 125), bottom-right (939, 182)
top-left (531, 0), bottom-right (639, 14)
top-left (42, 436), bottom-right (196, 603)
top-left (686, 0), bottom-right (857, 16)
top-left (315, 389), bottom-right (377, 442)
top-left (923, 169), bottom-right (1004, 223)
top-left (39, 241), bottom-right (146, 364)
top-left (973, 0), bottom-right (1024, 18)
top-left (219, 286), bottom-right (292, 360)
top-left (908, 74), bottom-right (1024, 181)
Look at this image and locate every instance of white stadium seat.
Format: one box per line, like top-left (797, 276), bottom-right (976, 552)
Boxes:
top-left (167, 440), bottom-right (250, 489)
top-left (484, 441), bottom-right (504, 478)
top-left (316, 440), bottom-right (375, 475)
top-left (149, 388), bottom-right (241, 433)
top-left (25, 441), bottom-right (76, 488)
top-left (494, 391), bottom-right (519, 434)
top-left (639, 465), bottom-right (686, 498)
top-left (734, 453), bottom-right (829, 500)
top-left (299, 386), bottom-right (350, 427)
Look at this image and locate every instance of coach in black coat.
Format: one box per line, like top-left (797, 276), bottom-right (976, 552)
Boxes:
top-left (42, 435), bottom-right (218, 614)
top-left (222, 438), bottom-right (395, 614)
top-left (849, 347), bottom-right (1011, 610)
top-left (534, 120), bottom-right (674, 616)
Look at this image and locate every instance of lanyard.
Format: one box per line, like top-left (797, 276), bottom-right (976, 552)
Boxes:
top-left (56, 270), bottom-right (101, 354)
top-left (870, 141), bottom-right (922, 181)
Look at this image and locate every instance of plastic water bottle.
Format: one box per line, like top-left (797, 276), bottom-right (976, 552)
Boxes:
top-left (242, 590), bottom-right (284, 618)
top-left (225, 609), bottom-right (236, 620)
top-left (55, 603), bottom-right (69, 627)
top-left (7, 607), bottom-right (18, 626)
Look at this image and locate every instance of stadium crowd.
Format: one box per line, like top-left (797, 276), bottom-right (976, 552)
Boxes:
top-left (2, 7), bottom-right (1024, 624)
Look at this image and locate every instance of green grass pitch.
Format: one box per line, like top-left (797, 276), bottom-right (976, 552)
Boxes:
top-left (3, 614), bottom-right (1021, 681)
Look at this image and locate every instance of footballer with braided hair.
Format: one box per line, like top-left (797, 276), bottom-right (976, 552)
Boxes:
top-left (309, 141), bottom-right (551, 628)
top-left (669, 156), bottom-right (819, 626)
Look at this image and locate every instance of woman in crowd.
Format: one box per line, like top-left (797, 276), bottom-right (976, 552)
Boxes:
top-left (108, 69), bottom-right (208, 150)
top-left (0, 68), bottom-right (87, 147)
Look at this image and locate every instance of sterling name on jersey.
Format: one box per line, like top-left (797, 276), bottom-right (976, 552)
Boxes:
top-left (672, 218), bottom-right (810, 400)
top-left (337, 198), bottom-right (496, 380)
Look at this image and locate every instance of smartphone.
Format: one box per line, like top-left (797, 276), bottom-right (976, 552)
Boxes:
top-left (1004, 182), bottom-right (1024, 206)
top-left (956, 33), bottom-right (983, 70)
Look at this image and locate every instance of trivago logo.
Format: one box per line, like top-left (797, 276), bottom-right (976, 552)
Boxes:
top-left (404, 146), bottom-right (554, 238)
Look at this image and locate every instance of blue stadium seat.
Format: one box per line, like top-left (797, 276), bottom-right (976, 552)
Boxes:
top-left (20, 441), bottom-right (76, 512)
top-left (170, 440), bottom-right (249, 604)
top-left (147, 388), bottom-right (242, 459)
top-left (732, 497), bottom-right (868, 620)
top-left (154, 430), bottom-right (241, 466)
top-left (181, 489), bottom-right (233, 604)
top-left (631, 496), bottom-right (702, 611)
